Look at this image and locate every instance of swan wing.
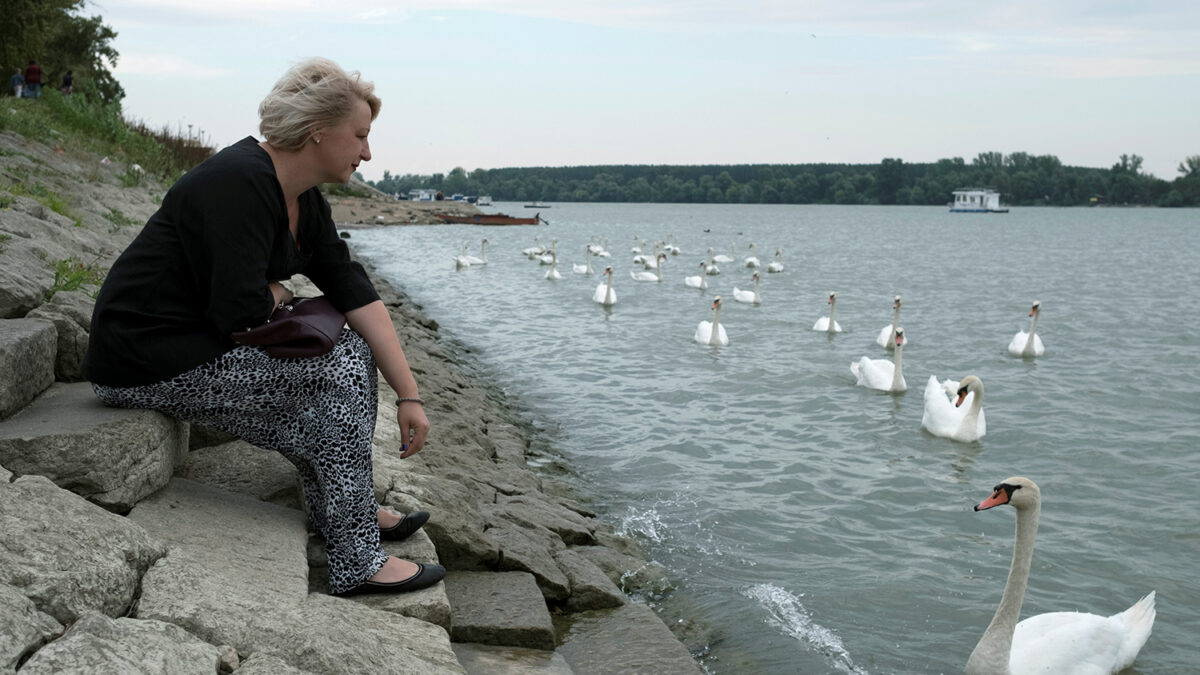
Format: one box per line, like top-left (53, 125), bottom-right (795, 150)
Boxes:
top-left (1009, 330), bottom-right (1028, 355)
top-left (767, 261), bottom-right (784, 272)
top-left (852, 357), bottom-right (894, 390)
top-left (733, 287), bottom-right (755, 303)
top-left (1009, 593), bottom-right (1154, 675)
top-left (715, 323), bottom-right (728, 345)
top-left (813, 317), bottom-right (829, 331)
top-left (877, 324), bottom-right (895, 348)
top-left (922, 376), bottom-right (964, 437)
top-left (694, 320), bottom-right (711, 344)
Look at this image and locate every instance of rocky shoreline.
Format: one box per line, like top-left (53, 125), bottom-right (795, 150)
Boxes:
top-left (0, 129), bottom-right (704, 673)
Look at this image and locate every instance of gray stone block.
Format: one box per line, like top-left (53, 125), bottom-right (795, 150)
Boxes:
top-left (489, 523), bottom-right (570, 603)
top-left (0, 583), bottom-right (62, 670)
top-left (0, 382), bottom-right (188, 511)
top-left (554, 549), bottom-right (627, 612)
top-left (0, 475), bottom-right (165, 624)
top-left (444, 571), bottom-right (556, 650)
top-left (129, 478), bottom-right (310, 643)
top-left (0, 319), bottom-right (55, 419)
top-left (556, 603), bottom-right (702, 675)
top-left (130, 478), bottom-right (462, 674)
top-left (17, 612), bottom-right (221, 675)
top-left (177, 439), bottom-right (301, 508)
top-left (235, 652), bottom-right (312, 675)
top-left (0, 250), bottom-right (53, 319)
top-left (569, 546), bottom-right (674, 597)
top-left (492, 495), bottom-right (596, 545)
top-left (25, 306), bottom-right (87, 382)
top-left (451, 643), bottom-right (573, 675)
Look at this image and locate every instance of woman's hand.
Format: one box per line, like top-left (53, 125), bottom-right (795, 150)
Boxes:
top-left (268, 281), bottom-right (294, 312)
top-left (397, 400), bottom-right (429, 458)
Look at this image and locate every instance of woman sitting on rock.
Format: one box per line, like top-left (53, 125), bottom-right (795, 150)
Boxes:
top-left (83, 58), bottom-right (442, 597)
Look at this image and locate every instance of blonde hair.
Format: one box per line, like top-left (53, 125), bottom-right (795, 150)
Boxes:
top-left (258, 57), bottom-right (381, 152)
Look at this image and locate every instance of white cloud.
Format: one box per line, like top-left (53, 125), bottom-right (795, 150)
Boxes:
top-left (114, 53), bottom-right (231, 79)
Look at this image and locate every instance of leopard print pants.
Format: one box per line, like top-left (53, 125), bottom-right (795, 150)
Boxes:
top-left (93, 329), bottom-right (388, 594)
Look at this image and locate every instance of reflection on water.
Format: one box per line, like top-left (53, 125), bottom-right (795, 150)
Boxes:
top-left (353, 203), bottom-right (1199, 673)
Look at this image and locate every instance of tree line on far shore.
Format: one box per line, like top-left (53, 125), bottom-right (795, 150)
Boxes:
top-left (371, 153), bottom-right (1200, 207)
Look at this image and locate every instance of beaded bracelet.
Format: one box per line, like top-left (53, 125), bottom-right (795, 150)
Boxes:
top-left (395, 397), bottom-right (424, 406)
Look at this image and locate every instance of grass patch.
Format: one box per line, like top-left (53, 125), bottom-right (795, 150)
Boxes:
top-left (103, 207), bottom-right (141, 228)
top-left (5, 181), bottom-right (82, 226)
top-left (47, 258), bottom-right (105, 300)
top-left (0, 232), bottom-right (10, 254)
top-left (0, 89), bottom-right (215, 182)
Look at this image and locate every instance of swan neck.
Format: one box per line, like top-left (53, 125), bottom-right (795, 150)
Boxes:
top-left (1024, 313), bottom-right (1039, 353)
top-left (828, 300), bottom-right (836, 329)
top-left (891, 345), bottom-right (903, 389)
top-left (967, 503), bottom-right (1039, 675)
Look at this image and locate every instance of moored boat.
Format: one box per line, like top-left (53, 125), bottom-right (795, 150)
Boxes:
top-left (435, 212), bottom-right (545, 225)
top-left (950, 188), bottom-right (1008, 213)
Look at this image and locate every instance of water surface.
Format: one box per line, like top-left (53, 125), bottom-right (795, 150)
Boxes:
top-left (352, 203), bottom-right (1198, 673)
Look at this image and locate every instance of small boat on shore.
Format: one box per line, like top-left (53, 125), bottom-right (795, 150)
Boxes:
top-left (436, 212), bottom-right (545, 226)
top-left (524, 201), bottom-right (550, 208)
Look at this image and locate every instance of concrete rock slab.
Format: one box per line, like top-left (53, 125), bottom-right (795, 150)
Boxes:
top-left (492, 495), bottom-right (596, 546)
top-left (452, 643), bottom-right (574, 675)
top-left (0, 319), bottom-right (55, 420)
top-left (568, 546), bottom-right (674, 598)
top-left (176, 439), bottom-right (301, 508)
top-left (24, 306), bottom-right (87, 382)
top-left (556, 603), bottom-right (702, 675)
top-left (129, 478), bottom-right (310, 645)
top-left (0, 382), bottom-right (188, 511)
top-left (444, 571), bottom-right (555, 651)
top-left (0, 475), bottom-right (165, 624)
top-left (17, 612), bottom-right (221, 675)
top-left (488, 523), bottom-right (570, 603)
top-left (0, 583), bottom-right (62, 670)
top-left (235, 652), bottom-right (313, 675)
top-left (554, 549), bottom-right (627, 612)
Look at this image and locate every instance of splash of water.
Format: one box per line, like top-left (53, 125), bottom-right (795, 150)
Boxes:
top-left (745, 583), bottom-right (869, 675)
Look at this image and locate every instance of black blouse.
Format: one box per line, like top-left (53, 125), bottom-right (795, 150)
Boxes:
top-left (85, 137), bottom-right (379, 387)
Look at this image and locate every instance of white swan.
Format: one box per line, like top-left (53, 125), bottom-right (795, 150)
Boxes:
top-left (522, 237), bottom-right (546, 259)
top-left (966, 477), bottom-right (1156, 675)
top-left (544, 251), bottom-right (561, 280)
top-left (684, 262), bottom-right (708, 289)
top-left (592, 266), bottom-right (617, 306)
top-left (464, 238), bottom-right (487, 265)
top-left (704, 247), bottom-right (720, 275)
top-left (572, 245), bottom-right (594, 274)
top-left (921, 374), bottom-right (986, 442)
top-left (630, 253), bottom-right (666, 281)
top-left (812, 292), bottom-right (842, 332)
top-left (766, 248), bottom-right (784, 273)
top-left (1008, 301), bottom-right (1045, 357)
top-left (876, 295), bottom-right (907, 349)
top-left (744, 242), bottom-right (760, 268)
top-left (454, 243), bottom-right (471, 271)
top-left (713, 244), bottom-right (734, 264)
top-left (537, 238), bottom-right (558, 265)
top-left (694, 296), bottom-right (728, 346)
top-left (733, 272), bottom-right (762, 304)
top-left (851, 327), bottom-right (906, 392)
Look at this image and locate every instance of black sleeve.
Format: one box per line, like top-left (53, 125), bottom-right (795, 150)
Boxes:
top-left (300, 190), bottom-right (381, 312)
top-left (175, 170), bottom-right (279, 335)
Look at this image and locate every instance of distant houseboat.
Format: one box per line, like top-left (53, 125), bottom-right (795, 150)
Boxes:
top-left (950, 188), bottom-right (1008, 213)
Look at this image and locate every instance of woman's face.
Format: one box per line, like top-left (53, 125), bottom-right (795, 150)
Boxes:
top-left (315, 98), bottom-right (373, 183)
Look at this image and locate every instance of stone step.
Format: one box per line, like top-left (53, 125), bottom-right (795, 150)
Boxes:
top-left (0, 382), bottom-right (188, 512)
top-left (129, 477), bottom-right (463, 674)
top-left (0, 318), bottom-right (56, 420)
top-left (555, 604), bottom-right (703, 675)
top-left (443, 571), bottom-right (556, 651)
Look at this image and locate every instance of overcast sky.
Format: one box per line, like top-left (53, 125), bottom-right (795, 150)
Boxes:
top-left (100, 1), bottom-right (1199, 182)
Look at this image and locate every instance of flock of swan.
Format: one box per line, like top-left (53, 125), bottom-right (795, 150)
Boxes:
top-left (452, 234), bottom-right (1155, 673)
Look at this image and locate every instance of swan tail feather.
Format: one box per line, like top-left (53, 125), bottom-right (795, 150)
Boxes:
top-left (1114, 591), bottom-right (1156, 670)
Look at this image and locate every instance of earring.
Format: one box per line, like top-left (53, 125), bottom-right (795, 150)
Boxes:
top-left (314, 137), bottom-right (321, 144)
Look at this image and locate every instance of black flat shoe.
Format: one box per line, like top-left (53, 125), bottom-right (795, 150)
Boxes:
top-left (379, 510), bottom-right (430, 541)
top-left (337, 563), bottom-right (445, 596)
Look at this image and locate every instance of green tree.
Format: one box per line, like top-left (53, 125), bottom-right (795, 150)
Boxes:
top-left (1177, 155), bottom-right (1200, 178)
top-left (876, 158), bottom-right (904, 205)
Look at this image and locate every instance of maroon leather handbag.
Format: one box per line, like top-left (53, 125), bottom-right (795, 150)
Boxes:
top-left (232, 297), bottom-right (346, 358)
